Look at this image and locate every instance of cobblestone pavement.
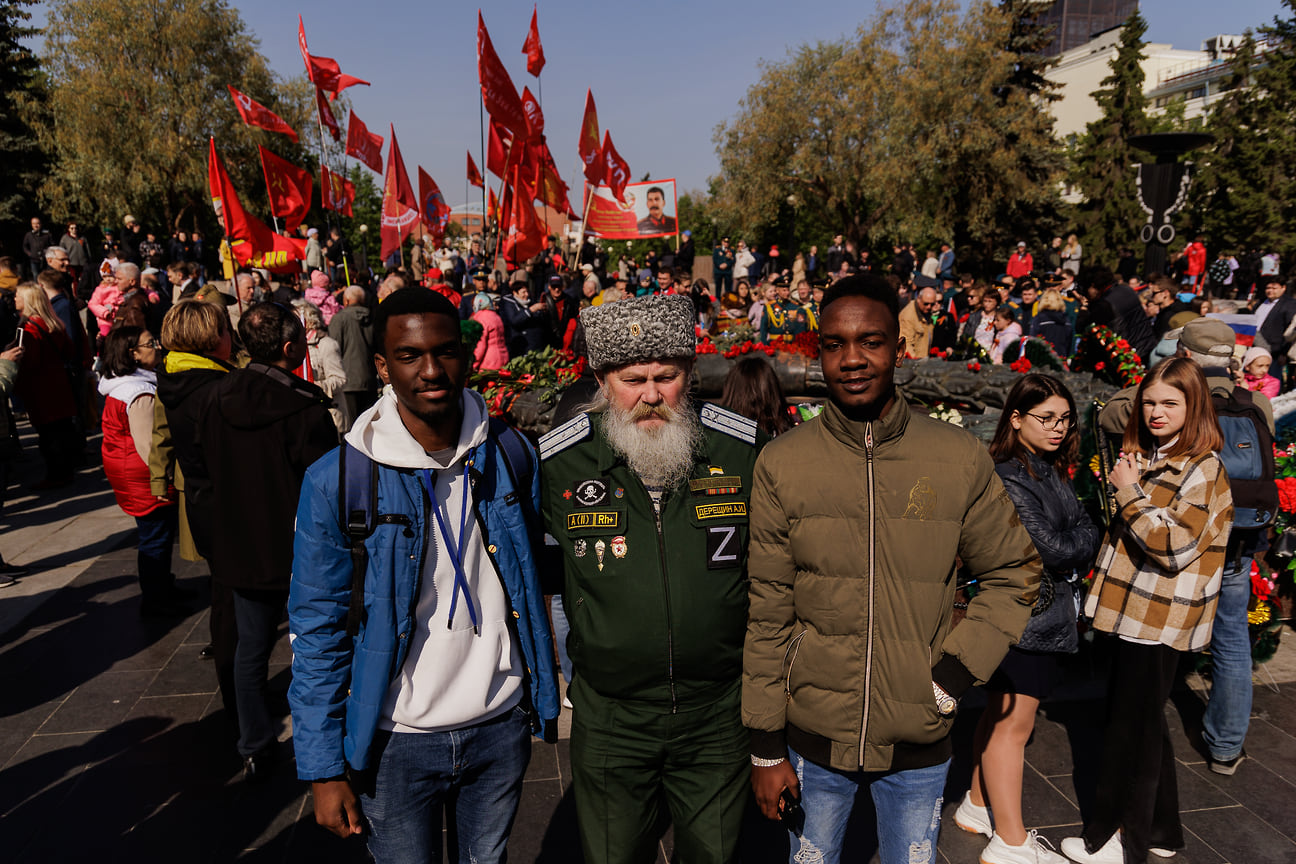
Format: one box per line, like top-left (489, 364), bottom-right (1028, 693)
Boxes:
top-left (2, 429), bottom-right (1295, 863)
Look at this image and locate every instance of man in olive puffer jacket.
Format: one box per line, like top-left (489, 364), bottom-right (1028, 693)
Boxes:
top-left (743, 274), bottom-right (1041, 864)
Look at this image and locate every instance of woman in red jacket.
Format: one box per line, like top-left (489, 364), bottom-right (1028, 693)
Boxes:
top-left (14, 283), bottom-right (79, 489)
top-left (98, 325), bottom-right (184, 616)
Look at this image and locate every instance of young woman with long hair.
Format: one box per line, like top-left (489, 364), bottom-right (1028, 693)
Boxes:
top-left (720, 356), bottom-right (792, 437)
top-left (1061, 358), bottom-right (1233, 864)
top-left (956, 374), bottom-right (1098, 864)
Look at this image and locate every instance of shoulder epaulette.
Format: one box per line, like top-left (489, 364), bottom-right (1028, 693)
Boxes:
top-left (700, 403), bottom-right (758, 445)
top-left (539, 413), bottom-right (591, 460)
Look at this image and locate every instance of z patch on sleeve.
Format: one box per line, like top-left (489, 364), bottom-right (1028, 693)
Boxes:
top-left (706, 525), bottom-right (741, 570)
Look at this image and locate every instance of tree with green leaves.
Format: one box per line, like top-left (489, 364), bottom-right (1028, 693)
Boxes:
top-left (1193, 1), bottom-right (1296, 264)
top-left (0, 0), bottom-right (47, 229)
top-left (33, 0), bottom-right (315, 235)
top-left (710, 0), bottom-right (1063, 275)
top-left (1068, 9), bottom-right (1154, 269)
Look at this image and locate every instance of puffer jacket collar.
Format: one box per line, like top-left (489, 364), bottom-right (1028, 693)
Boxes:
top-left (819, 390), bottom-right (911, 454)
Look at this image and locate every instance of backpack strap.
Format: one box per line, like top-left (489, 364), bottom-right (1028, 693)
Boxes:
top-left (338, 442), bottom-right (378, 638)
top-left (489, 415), bottom-right (539, 536)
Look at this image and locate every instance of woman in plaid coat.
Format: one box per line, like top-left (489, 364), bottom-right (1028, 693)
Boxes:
top-left (1062, 358), bottom-right (1233, 864)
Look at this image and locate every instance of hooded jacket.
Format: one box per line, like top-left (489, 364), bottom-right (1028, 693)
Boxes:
top-left (151, 351), bottom-right (232, 522)
top-left (744, 397), bottom-right (1040, 773)
top-left (327, 303), bottom-right (376, 394)
top-left (199, 362), bottom-right (337, 591)
top-left (289, 389), bottom-right (560, 781)
top-left (100, 370), bottom-right (169, 517)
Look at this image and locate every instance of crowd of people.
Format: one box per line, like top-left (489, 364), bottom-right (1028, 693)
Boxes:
top-left (0, 212), bottom-right (1286, 864)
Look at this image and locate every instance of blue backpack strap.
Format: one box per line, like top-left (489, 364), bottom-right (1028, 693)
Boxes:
top-left (338, 442), bottom-right (378, 638)
top-left (488, 416), bottom-right (538, 535)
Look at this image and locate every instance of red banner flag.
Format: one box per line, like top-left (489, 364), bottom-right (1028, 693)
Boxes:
top-left (522, 7), bottom-right (545, 77)
top-left (258, 146), bottom-right (312, 232)
top-left (579, 90), bottom-right (602, 186)
top-left (521, 86), bottom-right (544, 140)
top-left (477, 12), bottom-right (529, 140)
top-left (381, 125), bottom-right (419, 262)
top-left (418, 167), bottom-right (452, 249)
top-left (487, 120), bottom-right (516, 179)
top-left (503, 165), bottom-right (545, 264)
top-left (532, 142), bottom-right (576, 218)
top-left (487, 187), bottom-right (501, 226)
top-left (316, 88), bottom-right (341, 141)
top-left (601, 130), bottom-right (630, 204)
top-left (346, 111), bottom-right (384, 173)
top-left (298, 15), bottom-right (369, 98)
top-left (467, 151), bottom-right (484, 188)
top-left (228, 86), bottom-right (298, 143)
top-left (208, 138), bottom-right (305, 274)
top-left (320, 165), bottom-right (356, 217)
top-left (297, 16), bottom-right (311, 75)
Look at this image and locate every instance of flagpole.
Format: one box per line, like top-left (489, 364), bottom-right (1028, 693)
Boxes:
top-left (338, 154), bottom-right (353, 286)
top-left (490, 138), bottom-right (515, 273)
top-left (574, 182), bottom-right (595, 270)
top-left (479, 92), bottom-right (488, 251)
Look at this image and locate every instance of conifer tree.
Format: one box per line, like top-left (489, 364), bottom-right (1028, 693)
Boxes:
top-left (1069, 9), bottom-right (1153, 269)
top-left (0, 0), bottom-right (47, 226)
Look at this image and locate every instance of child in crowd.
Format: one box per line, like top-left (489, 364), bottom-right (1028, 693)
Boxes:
top-left (1240, 346), bottom-right (1280, 398)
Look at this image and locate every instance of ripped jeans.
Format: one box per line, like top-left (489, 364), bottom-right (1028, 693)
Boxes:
top-left (788, 749), bottom-right (950, 864)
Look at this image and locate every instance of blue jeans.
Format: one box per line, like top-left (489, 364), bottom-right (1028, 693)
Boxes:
top-left (1202, 555), bottom-right (1253, 761)
top-left (231, 588), bottom-right (287, 757)
top-left (789, 749), bottom-right (949, 864)
top-left (135, 505), bottom-right (177, 599)
top-left (551, 595), bottom-right (572, 683)
top-left (361, 706), bottom-right (532, 864)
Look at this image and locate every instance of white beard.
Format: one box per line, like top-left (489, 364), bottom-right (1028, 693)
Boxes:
top-left (601, 395), bottom-right (702, 490)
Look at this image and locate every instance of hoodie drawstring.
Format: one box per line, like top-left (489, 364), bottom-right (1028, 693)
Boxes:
top-left (420, 464), bottom-right (479, 634)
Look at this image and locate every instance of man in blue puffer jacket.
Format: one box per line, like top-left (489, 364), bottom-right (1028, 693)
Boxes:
top-left (288, 288), bottom-right (559, 863)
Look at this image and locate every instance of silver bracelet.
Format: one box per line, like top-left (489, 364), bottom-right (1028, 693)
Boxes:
top-left (751, 755), bottom-right (787, 767)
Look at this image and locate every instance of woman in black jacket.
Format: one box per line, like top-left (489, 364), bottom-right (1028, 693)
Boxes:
top-left (954, 374), bottom-right (1099, 864)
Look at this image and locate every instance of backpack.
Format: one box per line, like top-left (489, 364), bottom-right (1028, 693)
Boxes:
top-left (1208, 258), bottom-right (1231, 287)
top-left (1213, 386), bottom-right (1278, 531)
top-left (338, 416), bottom-right (536, 638)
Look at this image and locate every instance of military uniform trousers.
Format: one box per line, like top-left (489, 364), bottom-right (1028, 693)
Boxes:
top-left (570, 677), bottom-right (749, 864)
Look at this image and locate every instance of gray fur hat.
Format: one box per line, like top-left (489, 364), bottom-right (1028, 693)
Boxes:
top-left (579, 293), bottom-right (696, 370)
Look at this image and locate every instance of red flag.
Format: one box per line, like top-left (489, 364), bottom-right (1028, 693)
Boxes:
top-left (534, 144), bottom-right (577, 219)
top-left (487, 187), bottom-right (501, 226)
top-left (601, 130), bottom-right (630, 204)
top-left (298, 16), bottom-right (369, 98)
top-left (522, 7), bottom-right (545, 77)
top-left (316, 88), bottom-right (341, 141)
top-left (345, 111), bottom-right (384, 173)
top-left (579, 90), bottom-right (602, 186)
top-left (208, 138), bottom-right (305, 274)
top-left (503, 165), bottom-right (545, 264)
top-left (228, 86), bottom-right (298, 143)
top-left (487, 120), bottom-right (516, 179)
top-left (467, 151), bottom-right (484, 188)
top-left (521, 86), bottom-right (544, 140)
top-left (418, 167), bottom-right (452, 248)
top-left (380, 125), bottom-right (419, 262)
top-left (477, 12), bottom-right (529, 140)
top-left (258, 146), bottom-right (312, 232)
top-left (320, 165), bottom-right (356, 217)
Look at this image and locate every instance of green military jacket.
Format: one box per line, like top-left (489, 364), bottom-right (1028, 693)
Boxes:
top-left (539, 405), bottom-right (766, 709)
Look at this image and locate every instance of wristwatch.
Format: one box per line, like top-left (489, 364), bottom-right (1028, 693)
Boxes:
top-left (932, 681), bottom-right (957, 716)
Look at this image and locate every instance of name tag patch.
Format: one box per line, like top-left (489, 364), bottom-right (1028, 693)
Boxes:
top-left (567, 510), bottom-right (622, 532)
top-left (689, 476), bottom-right (743, 496)
top-left (694, 502), bottom-right (747, 521)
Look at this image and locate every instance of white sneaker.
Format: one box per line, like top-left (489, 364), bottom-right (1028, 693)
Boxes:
top-left (1060, 832), bottom-right (1123, 864)
top-left (1149, 848), bottom-right (1176, 858)
top-left (980, 830), bottom-right (1067, 864)
top-left (954, 791), bottom-right (994, 837)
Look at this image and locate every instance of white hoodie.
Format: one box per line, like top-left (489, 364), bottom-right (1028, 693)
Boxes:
top-left (347, 388), bottom-right (524, 733)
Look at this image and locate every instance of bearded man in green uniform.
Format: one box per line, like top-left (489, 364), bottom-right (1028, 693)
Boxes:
top-left (539, 293), bottom-right (766, 864)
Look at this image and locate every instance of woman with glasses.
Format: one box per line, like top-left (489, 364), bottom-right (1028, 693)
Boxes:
top-left (954, 374), bottom-right (1098, 864)
top-left (99, 325), bottom-right (184, 615)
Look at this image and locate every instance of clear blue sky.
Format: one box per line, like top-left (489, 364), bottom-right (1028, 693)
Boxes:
top-left (28, 1), bottom-right (1291, 206)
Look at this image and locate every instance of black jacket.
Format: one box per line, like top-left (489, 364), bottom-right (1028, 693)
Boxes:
top-left (1028, 308), bottom-right (1073, 356)
top-left (199, 364), bottom-right (337, 591)
top-left (1088, 283), bottom-right (1157, 361)
top-left (156, 359), bottom-right (233, 557)
top-left (1255, 295), bottom-right (1296, 356)
top-left (994, 452), bottom-right (1099, 653)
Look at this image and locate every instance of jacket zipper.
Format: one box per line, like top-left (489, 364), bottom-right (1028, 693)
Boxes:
top-left (859, 422), bottom-right (876, 767)
top-left (652, 491), bottom-right (678, 714)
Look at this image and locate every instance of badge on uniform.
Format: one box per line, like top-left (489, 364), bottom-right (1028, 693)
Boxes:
top-left (689, 476), bottom-right (743, 496)
top-left (611, 536), bottom-right (627, 559)
top-left (574, 539), bottom-right (587, 558)
top-left (594, 539), bottom-right (606, 571)
top-left (574, 478), bottom-right (609, 507)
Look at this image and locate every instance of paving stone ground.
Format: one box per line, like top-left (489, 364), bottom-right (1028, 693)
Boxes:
top-left (2, 426), bottom-right (1295, 863)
